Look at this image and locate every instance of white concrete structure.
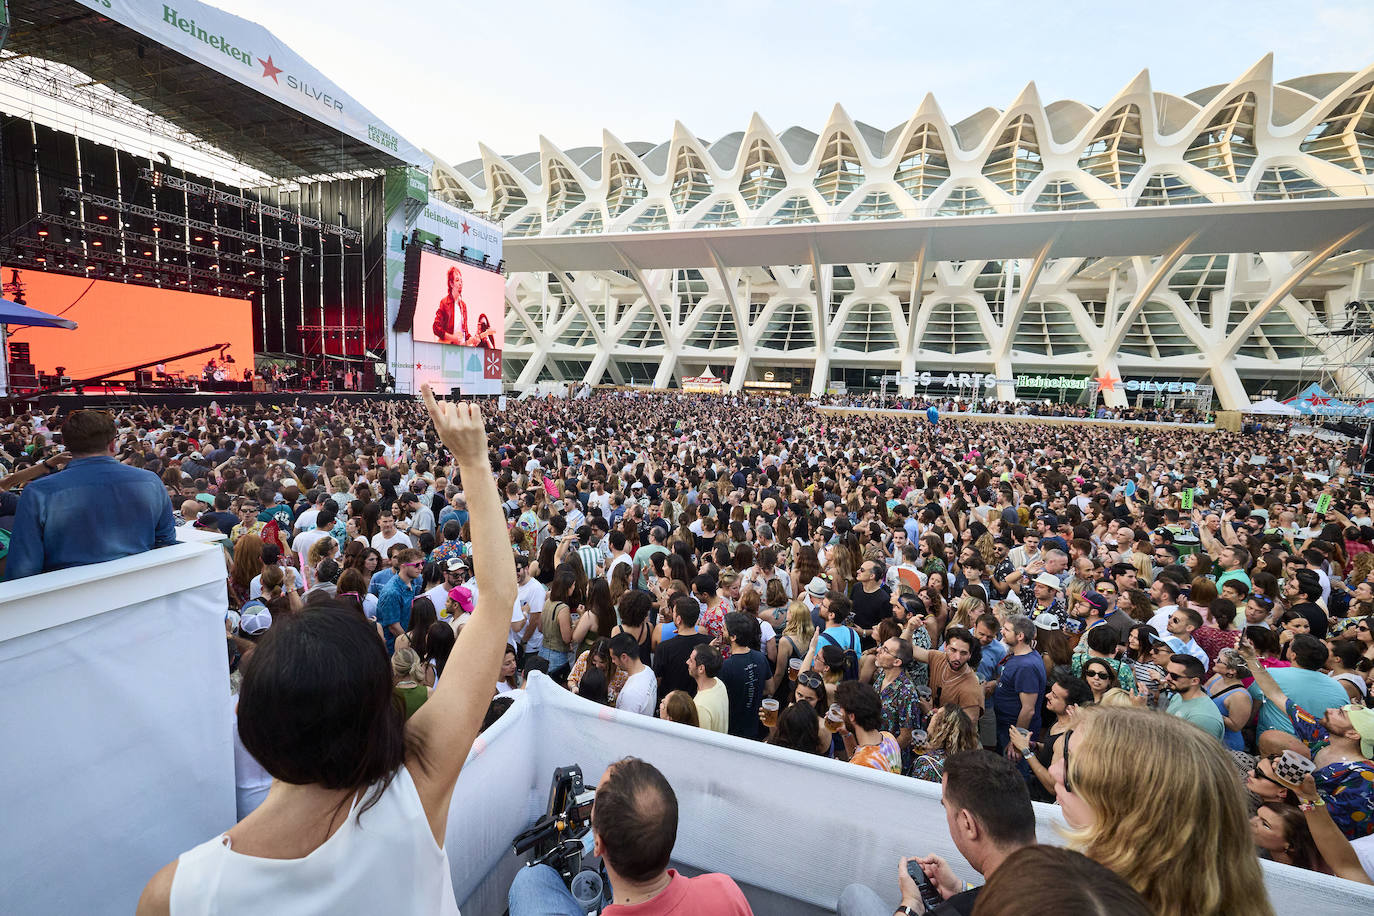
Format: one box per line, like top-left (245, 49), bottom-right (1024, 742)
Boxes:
top-left (431, 57), bottom-right (1374, 408)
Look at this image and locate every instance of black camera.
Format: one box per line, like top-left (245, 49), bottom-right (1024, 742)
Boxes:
top-left (512, 765), bottom-right (603, 909)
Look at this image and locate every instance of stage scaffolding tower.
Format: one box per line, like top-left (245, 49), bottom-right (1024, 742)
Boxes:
top-left (1300, 308), bottom-right (1374, 403)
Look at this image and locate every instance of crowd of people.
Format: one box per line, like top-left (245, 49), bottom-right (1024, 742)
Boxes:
top-left (5, 388), bottom-right (1374, 914)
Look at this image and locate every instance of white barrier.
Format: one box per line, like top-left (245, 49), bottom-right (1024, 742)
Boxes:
top-left (448, 674), bottom-right (1374, 915)
top-left (0, 535), bottom-right (234, 916)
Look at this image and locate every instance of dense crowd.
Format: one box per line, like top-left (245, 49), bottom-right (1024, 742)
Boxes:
top-left (6, 389), bottom-right (1374, 914)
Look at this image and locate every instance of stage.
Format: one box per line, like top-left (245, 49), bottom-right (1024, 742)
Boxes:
top-left (27, 389), bottom-right (415, 411)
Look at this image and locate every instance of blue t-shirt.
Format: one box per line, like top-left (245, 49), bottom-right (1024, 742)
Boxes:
top-left (1252, 667), bottom-right (1350, 735)
top-left (993, 652), bottom-right (1047, 731)
top-left (377, 576), bottom-right (422, 654)
top-left (977, 639), bottom-right (1008, 683)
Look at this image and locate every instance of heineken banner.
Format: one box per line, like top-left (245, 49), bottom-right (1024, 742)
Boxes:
top-left (77, 0), bottom-right (429, 170)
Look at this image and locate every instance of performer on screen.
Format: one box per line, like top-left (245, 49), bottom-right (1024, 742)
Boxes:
top-left (432, 266), bottom-right (470, 344)
top-left (465, 313), bottom-right (498, 349)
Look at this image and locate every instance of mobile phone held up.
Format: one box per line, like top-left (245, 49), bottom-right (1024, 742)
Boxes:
top-left (906, 859), bottom-right (944, 910)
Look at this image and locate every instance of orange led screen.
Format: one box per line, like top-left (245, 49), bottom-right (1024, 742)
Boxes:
top-left (3, 268), bottom-right (255, 379)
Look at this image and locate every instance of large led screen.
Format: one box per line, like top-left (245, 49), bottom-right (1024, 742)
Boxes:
top-left (3, 268), bottom-right (255, 380)
top-left (410, 250), bottom-right (504, 349)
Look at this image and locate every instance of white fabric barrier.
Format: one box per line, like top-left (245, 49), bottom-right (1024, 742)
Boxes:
top-left (447, 674), bottom-right (1374, 915)
top-left (0, 537), bottom-right (235, 916)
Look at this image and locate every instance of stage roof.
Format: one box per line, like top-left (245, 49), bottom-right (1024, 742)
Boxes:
top-left (504, 197), bottom-right (1374, 273)
top-left (6, 0), bottom-right (428, 179)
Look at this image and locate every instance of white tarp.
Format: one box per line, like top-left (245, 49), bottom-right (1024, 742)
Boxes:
top-left (1247, 397), bottom-right (1302, 415)
top-left (446, 674), bottom-right (1374, 915)
top-left (0, 536), bottom-right (235, 915)
top-left (76, 0), bottom-right (429, 169)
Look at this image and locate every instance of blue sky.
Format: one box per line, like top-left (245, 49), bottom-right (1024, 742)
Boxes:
top-left (218, 0), bottom-right (1373, 166)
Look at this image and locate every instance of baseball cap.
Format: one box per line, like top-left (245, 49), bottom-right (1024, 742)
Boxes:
top-left (1079, 591), bottom-right (1108, 614)
top-left (1033, 612), bottom-right (1060, 631)
top-left (1346, 705), bottom-right (1374, 758)
top-left (445, 557), bottom-right (467, 573)
top-left (1033, 572), bottom-right (1062, 590)
top-left (631, 481), bottom-right (644, 489)
top-left (1148, 633), bottom-right (1185, 653)
top-left (239, 607), bottom-right (273, 636)
top-left (447, 586), bottom-right (474, 616)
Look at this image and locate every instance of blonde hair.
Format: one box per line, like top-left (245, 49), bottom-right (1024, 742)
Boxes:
top-left (307, 535), bottom-right (337, 567)
top-left (1096, 687), bottom-right (1136, 708)
top-left (1062, 707), bottom-right (1272, 916)
top-left (927, 704), bottom-right (978, 755)
top-left (783, 600), bottom-right (815, 644)
top-left (949, 594), bottom-right (986, 631)
top-left (391, 647), bottom-right (425, 684)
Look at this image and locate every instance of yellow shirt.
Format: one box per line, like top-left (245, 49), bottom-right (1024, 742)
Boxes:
top-left (694, 678), bottom-right (730, 733)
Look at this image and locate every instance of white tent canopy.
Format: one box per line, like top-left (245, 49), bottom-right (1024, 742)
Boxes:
top-left (1246, 397), bottom-right (1302, 415)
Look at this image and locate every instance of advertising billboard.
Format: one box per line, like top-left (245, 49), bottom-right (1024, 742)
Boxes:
top-left (3, 268), bottom-right (255, 380)
top-left (410, 249), bottom-right (504, 350)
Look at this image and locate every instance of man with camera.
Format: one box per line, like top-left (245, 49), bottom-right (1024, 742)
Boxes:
top-left (837, 751), bottom-right (1035, 915)
top-left (508, 757), bottom-right (752, 914)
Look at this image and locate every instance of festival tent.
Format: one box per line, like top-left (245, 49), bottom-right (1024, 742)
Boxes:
top-left (1287, 383), bottom-right (1363, 416)
top-left (0, 296), bottom-right (77, 396)
top-left (1245, 397), bottom-right (1301, 415)
top-left (0, 297), bottom-right (78, 330)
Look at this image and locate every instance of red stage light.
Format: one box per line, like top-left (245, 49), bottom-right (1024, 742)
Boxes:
top-left (97, 214), bottom-right (109, 221)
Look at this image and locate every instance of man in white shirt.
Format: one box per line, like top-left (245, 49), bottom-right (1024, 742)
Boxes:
top-left (1145, 578), bottom-right (1182, 635)
top-left (292, 491), bottom-right (325, 534)
top-left (510, 555), bottom-right (547, 654)
top-left (370, 513), bottom-right (411, 556)
top-left (743, 547), bottom-right (791, 601)
top-left (399, 492), bottom-right (434, 547)
top-left (1163, 606), bottom-right (1211, 671)
top-left (606, 530), bottom-right (633, 580)
top-left (292, 510), bottom-right (336, 570)
top-left (612, 632), bottom-right (656, 716)
top-left (689, 643), bottom-right (729, 733)
top-left (587, 480), bottom-right (612, 517)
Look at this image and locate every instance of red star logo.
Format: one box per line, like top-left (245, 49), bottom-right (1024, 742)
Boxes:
top-left (259, 56), bottom-right (283, 83)
top-left (460, 220), bottom-right (471, 235)
top-left (1309, 395), bottom-right (1330, 407)
top-left (1094, 373), bottom-right (1120, 392)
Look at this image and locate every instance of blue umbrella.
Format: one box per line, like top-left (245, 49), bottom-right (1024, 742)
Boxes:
top-left (0, 297), bottom-right (77, 329)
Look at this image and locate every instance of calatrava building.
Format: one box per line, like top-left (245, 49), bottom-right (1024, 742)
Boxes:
top-left (429, 56), bottom-right (1374, 409)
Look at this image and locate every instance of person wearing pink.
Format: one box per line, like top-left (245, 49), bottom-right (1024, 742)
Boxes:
top-left (507, 758), bottom-right (752, 915)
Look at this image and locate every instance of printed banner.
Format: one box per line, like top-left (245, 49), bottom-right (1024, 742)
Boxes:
top-left (78, 0), bottom-right (429, 170)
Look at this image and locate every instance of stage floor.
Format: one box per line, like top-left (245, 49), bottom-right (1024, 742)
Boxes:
top-left (29, 389), bottom-right (413, 410)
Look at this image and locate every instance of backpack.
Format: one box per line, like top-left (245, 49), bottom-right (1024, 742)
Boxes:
top-left (821, 628), bottom-right (860, 681)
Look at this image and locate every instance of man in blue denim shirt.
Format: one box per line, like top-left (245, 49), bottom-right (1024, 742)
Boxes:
top-left (6, 410), bottom-right (176, 580)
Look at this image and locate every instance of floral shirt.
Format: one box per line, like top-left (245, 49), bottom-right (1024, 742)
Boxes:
top-left (874, 668), bottom-right (923, 775)
top-left (567, 650), bottom-right (630, 703)
top-left (911, 749), bottom-right (949, 783)
top-left (1288, 699), bottom-right (1374, 840)
top-left (849, 731), bottom-right (903, 774)
top-left (429, 539), bottom-right (467, 567)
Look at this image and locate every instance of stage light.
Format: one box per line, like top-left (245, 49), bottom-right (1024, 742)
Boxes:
top-left (36, 226), bottom-right (48, 237)
top-left (36, 257), bottom-right (45, 263)
top-left (245, 247), bottom-right (256, 254)
top-left (194, 235), bottom-right (203, 241)
top-left (92, 240), bottom-right (103, 246)
top-left (97, 213), bottom-right (108, 221)
top-left (134, 272), bottom-right (143, 278)
top-left (246, 270), bottom-right (256, 276)
top-left (152, 226), bottom-right (161, 233)
top-left (143, 250), bottom-right (152, 256)
top-left (282, 255), bottom-right (291, 261)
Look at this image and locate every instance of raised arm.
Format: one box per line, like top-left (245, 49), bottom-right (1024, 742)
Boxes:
top-left (1296, 775), bottom-right (1374, 885)
top-left (406, 387), bottom-right (517, 845)
top-left (1236, 640), bottom-right (1288, 710)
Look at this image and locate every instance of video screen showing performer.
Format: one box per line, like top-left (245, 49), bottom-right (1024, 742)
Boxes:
top-left (413, 251), bottom-right (504, 350)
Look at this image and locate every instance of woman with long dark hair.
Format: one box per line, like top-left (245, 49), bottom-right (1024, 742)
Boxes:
top-left (138, 391), bottom-right (515, 915)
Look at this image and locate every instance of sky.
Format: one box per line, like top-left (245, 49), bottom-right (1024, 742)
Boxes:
top-left (215, 0), bottom-right (1374, 168)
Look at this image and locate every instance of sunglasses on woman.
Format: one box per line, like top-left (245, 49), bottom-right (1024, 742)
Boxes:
top-left (1250, 759), bottom-right (1290, 792)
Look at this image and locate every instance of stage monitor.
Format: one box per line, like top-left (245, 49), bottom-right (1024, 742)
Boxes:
top-left (408, 250), bottom-right (504, 350)
top-left (3, 268), bottom-right (255, 381)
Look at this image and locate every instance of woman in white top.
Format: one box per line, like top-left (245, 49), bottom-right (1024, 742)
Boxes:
top-left (137, 390), bottom-right (516, 916)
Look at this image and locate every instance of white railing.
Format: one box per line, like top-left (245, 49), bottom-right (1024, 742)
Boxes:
top-left (0, 531), bottom-right (234, 916)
